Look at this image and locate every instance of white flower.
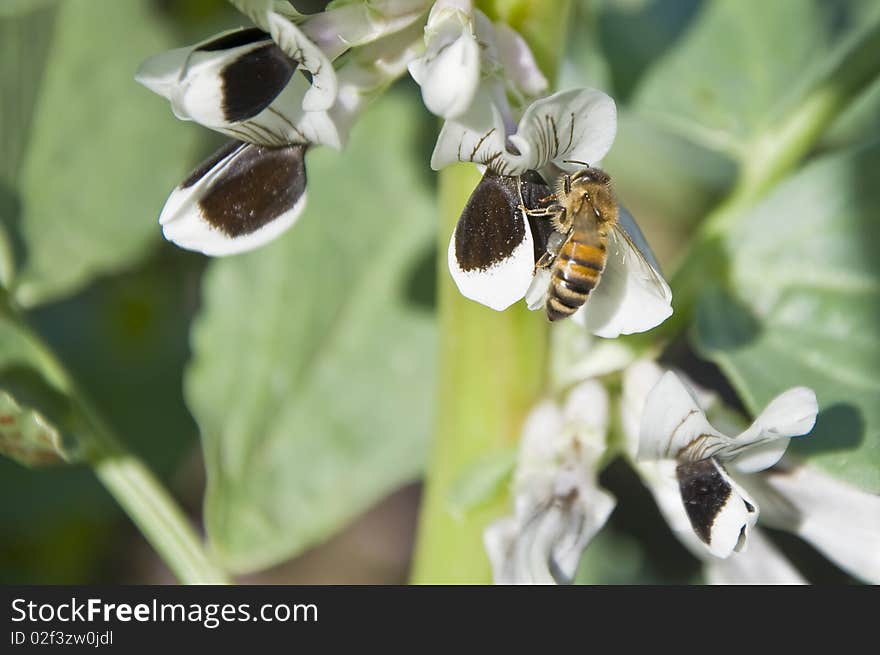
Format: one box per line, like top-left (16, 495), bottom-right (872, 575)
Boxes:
top-left (408, 0), bottom-right (481, 119)
top-left (741, 460), bottom-right (880, 584)
top-left (439, 89), bottom-right (671, 336)
top-left (408, 2), bottom-right (547, 121)
top-left (617, 359), bottom-right (880, 586)
top-left (633, 365), bottom-right (817, 558)
top-left (484, 381), bottom-right (615, 584)
top-left (137, 0), bottom-right (424, 256)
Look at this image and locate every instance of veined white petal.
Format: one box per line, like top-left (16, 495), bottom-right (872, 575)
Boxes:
top-left (506, 88), bottom-right (617, 174)
top-left (704, 529), bottom-right (806, 585)
top-left (229, 0), bottom-right (337, 111)
top-left (447, 172), bottom-right (535, 311)
top-left (494, 21), bottom-right (547, 99)
top-left (485, 467), bottom-right (615, 584)
top-left (159, 141), bottom-right (307, 256)
top-left (676, 459), bottom-right (759, 558)
top-left (638, 372), bottom-right (813, 471)
top-left (729, 388), bottom-right (818, 473)
top-left (430, 84), bottom-right (509, 170)
top-left (576, 207), bottom-right (672, 338)
top-left (300, 0), bottom-right (430, 61)
top-left (747, 463), bottom-right (880, 584)
top-left (637, 372), bottom-right (726, 461)
top-left (137, 29), bottom-right (343, 148)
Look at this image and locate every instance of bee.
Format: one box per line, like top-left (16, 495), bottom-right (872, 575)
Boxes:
top-left (524, 167), bottom-right (616, 321)
top-left (448, 166), bottom-right (671, 333)
top-left (524, 165), bottom-right (665, 323)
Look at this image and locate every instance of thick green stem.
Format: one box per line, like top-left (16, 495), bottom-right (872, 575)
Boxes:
top-left (411, 0), bottom-right (570, 584)
top-left (664, 13), bottom-right (880, 336)
top-left (7, 302), bottom-right (229, 584)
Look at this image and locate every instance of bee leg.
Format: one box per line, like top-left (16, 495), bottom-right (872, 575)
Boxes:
top-left (534, 250), bottom-right (555, 270)
top-left (520, 204), bottom-right (559, 218)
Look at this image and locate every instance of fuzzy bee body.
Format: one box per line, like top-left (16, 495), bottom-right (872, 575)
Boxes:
top-left (544, 167), bottom-right (618, 322)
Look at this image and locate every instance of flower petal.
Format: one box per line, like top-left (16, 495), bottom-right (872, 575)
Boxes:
top-left (494, 21), bottom-right (547, 99)
top-left (137, 28), bottom-right (342, 149)
top-left (621, 359), bottom-right (665, 458)
top-left (562, 379), bottom-right (610, 439)
top-left (301, 0), bottom-right (430, 61)
top-left (574, 206), bottom-right (672, 338)
top-left (229, 0), bottom-right (337, 111)
top-left (748, 462), bottom-right (880, 583)
top-left (447, 172), bottom-right (535, 310)
top-left (505, 88), bottom-right (617, 173)
top-left (676, 458), bottom-right (758, 558)
top-left (729, 387), bottom-right (818, 473)
top-left (637, 372), bottom-right (727, 461)
top-left (429, 83), bottom-right (509, 170)
top-left (409, 3), bottom-right (480, 119)
top-left (704, 529), bottom-right (806, 585)
top-left (485, 467), bottom-right (615, 584)
top-left (159, 141), bottom-right (307, 256)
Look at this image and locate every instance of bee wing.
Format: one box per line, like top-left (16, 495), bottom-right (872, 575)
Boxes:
top-left (574, 206), bottom-right (672, 337)
top-left (448, 173), bottom-right (535, 311)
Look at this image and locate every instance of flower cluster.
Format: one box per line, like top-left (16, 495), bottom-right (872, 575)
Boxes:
top-left (138, 0), bottom-right (671, 334)
top-left (489, 357), bottom-right (880, 584)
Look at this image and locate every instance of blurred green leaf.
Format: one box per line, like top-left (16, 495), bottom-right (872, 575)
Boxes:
top-left (0, 389), bottom-right (75, 466)
top-left (596, 0), bottom-right (703, 101)
top-left (0, 0), bottom-right (58, 18)
top-left (187, 90), bottom-right (436, 573)
top-left (11, 0), bottom-right (200, 306)
top-left (445, 448), bottom-right (516, 521)
top-left (633, 0), bottom-right (828, 157)
top-left (694, 141), bottom-right (880, 493)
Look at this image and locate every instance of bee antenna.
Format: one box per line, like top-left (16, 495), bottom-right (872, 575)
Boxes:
top-left (562, 159), bottom-right (590, 167)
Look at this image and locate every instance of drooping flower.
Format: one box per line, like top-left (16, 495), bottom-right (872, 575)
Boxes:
top-left (632, 365), bottom-right (817, 557)
top-left (484, 381), bottom-right (615, 584)
top-left (618, 359), bottom-right (880, 585)
top-left (137, 0), bottom-right (429, 255)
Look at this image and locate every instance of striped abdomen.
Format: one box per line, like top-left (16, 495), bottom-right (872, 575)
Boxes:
top-left (546, 222), bottom-right (608, 322)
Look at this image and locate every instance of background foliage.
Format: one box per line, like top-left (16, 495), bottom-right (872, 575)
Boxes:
top-left (0, 0), bottom-right (877, 583)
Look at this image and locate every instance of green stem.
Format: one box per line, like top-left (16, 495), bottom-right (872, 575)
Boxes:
top-left (410, 0), bottom-right (570, 584)
top-left (664, 12), bottom-right (880, 336)
top-left (7, 301), bottom-right (229, 584)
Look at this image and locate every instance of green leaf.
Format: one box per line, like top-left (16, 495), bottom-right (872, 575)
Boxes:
top-left (633, 0), bottom-right (828, 157)
top-left (0, 389), bottom-right (75, 466)
top-left (11, 0), bottom-right (201, 306)
top-left (187, 90), bottom-right (436, 573)
top-left (694, 142), bottom-right (880, 493)
top-left (445, 448), bottom-right (516, 521)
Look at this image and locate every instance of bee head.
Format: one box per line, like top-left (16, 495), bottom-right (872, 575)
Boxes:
top-left (569, 166), bottom-right (610, 189)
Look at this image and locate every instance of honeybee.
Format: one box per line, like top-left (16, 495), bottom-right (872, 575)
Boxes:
top-left (448, 166), bottom-right (671, 335)
top-left (525, 166), bottom-right (666, 323)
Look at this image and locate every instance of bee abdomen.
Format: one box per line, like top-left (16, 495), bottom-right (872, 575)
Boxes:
top-left (546, 241), bottom-right (606, 322)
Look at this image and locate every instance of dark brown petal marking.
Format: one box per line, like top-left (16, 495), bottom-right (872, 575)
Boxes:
top-left (676, 459), bottom-right (732, 545)
top-left (180, 140), bottom-right (246, 189)
top-left (198, 144), bottom-right (306, 237)
top-left (195, 28), bottom-right (270, 52)
top-left (454, 172), bottom-right (526, 272)
top-left (221, 44), bottom-right (297, 122)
